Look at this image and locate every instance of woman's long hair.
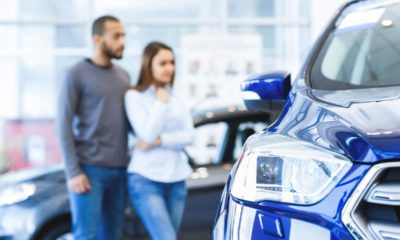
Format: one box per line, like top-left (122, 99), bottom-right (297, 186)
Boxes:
top-left (133, 41), bottom-right (175, 91)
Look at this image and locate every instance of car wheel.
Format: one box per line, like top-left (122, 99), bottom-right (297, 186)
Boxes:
top-left (40, 221), bottom-right (73, 240)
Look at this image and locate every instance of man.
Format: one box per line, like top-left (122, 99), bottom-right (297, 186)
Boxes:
top-left (57, 16), bottom-right (130, 240)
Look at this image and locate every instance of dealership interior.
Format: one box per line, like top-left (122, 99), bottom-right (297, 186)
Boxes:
top-left (5, 1), bottom-right (400, 240)
top-left (0, 0), bottom-right (346, 167)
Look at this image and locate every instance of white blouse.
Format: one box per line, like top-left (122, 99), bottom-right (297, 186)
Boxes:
top-left (124, 86), bottom-right (194, 182)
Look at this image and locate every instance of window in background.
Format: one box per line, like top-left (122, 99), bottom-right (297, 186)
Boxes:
top-left (20, 25), bottom-right (55, 49)
top-left (299, 0), bottom-right (311, 19)
top-left (299, 26), bottom-right (312, 62)
top-left (0, 0), bottom-right (311, 174)
top-left (0, 57), bottom-right (19, 119)
top-left (125, 25), bottom-right (199, 55)
top-left (229, 0), bottom-right (275, 18)
top-left (0, 25), bottom-right (18, 49)
top-left (55, 25), bottom-right (87, 48)
top-left (229, 26), bottom-right (276, 56)
top-left (94, 0), bottom-right (220, 20)
top-left (18, 0), bottom-right (90, 21)
top-left (19, 55), bottom-right (55, 118)
top-left (186, 122), bottom-right (229, 166)
top-left (0, 0), bottom-right (18, 20)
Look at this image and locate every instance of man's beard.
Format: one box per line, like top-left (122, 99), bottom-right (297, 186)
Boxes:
top-left (102, 42), bottom-right (124, 60)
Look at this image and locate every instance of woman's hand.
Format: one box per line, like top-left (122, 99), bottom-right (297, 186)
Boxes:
top-left (136, 138), bottom-right (161, 150)
top-left (156, 87), bottom-right (169, 102)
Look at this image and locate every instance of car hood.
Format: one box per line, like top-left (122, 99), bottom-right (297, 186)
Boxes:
top-left (0, 163), bottom-right (64, 187)
top-left (310, 87), bottom-right (400, 163)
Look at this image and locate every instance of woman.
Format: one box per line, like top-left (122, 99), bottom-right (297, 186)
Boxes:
top-left (125, 42), bottom-right (194, 240)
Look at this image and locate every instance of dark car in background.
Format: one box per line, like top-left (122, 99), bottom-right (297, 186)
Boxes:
top-left (0, 106), bottom-right (271, 240)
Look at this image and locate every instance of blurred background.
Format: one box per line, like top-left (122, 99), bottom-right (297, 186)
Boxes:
top-left (0, 0), bottom-right (347, 175)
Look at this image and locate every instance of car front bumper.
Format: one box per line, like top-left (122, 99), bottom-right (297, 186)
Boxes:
top-left (213, 164), bottom-right (371, 240)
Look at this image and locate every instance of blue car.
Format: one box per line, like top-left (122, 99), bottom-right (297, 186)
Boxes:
top-left (213, 1), bottom-right (400, 239)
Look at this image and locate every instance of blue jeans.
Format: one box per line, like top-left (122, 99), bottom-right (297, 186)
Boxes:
top-left (127, 173), bottom-right (187, 240)
top-left (68, 164), bottom-right (127, 240)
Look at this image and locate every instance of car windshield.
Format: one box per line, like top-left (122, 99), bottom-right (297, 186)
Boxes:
top-left (310, 2), bottom-right (400, 90)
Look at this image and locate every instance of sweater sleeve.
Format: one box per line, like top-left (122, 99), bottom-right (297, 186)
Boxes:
top-left (56, 68), bottom-right (82, 179)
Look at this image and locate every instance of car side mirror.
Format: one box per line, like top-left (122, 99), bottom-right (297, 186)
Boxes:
top-left (241, 71), bottom-right (291, 112)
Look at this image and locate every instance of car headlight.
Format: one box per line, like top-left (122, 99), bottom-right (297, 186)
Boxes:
top-left (0, 183), bottom-right (36, 206)
top-left (231, 134), bottom-right (352, 205)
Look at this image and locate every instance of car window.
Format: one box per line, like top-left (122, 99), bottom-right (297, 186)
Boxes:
top-left (311, 2), bottom-right (400, 90)
top-left (233, 121), bottom-right (268, 161)
top-left (186, 122), bottom-right (229, 166)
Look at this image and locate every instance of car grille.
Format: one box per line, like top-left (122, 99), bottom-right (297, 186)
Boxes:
top-left (342, 162), bottom-right (400, 240)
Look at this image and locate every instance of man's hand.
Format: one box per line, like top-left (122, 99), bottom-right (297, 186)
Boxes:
top-left (68, 173), bottom-right (91, 194)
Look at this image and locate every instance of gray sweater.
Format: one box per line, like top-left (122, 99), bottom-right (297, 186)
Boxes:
top-left (57, 59), bottom-right (130, 179)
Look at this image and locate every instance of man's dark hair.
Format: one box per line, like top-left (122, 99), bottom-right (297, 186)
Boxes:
top-left (92, 15), bottom-right (120, 36)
